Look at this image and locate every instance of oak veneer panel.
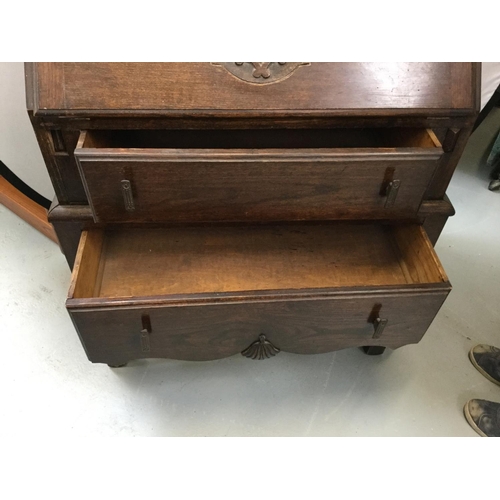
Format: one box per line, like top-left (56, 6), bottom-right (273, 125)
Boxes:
top-left (69, 292), bottom-right (450, 363)
top-left (78, 155), bottom-right (440, 224)
top-left (35, 63), bottom-right (65, 110)
top-left (451, 63), bottom-right (475, 110)
top-left (75, 128), bottom-right (442, 224)
top-left (33, 63), bottom-right (477, 114)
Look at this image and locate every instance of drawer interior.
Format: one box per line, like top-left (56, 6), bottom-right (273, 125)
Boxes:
top-left (79, 128), bottom-right (441, 150)
top-left (68, 224), bottom-right (448, 301)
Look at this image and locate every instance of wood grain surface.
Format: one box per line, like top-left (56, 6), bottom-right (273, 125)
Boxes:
top-left (75, 128), bottom-right (442, 224)
top-left (68, 223), bottom-right (448, 301)
top-left (69, 291), bottom-right (449, 363)
top-left (25, 62), bottom-right (477, 364)
top-left (67, 224), bottom-right (450, 363)
top-left (32, 63), bottom-right (478, 115)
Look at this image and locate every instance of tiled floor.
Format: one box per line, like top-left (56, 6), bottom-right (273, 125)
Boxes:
top-left (1, 110), bottom-right (500, 437)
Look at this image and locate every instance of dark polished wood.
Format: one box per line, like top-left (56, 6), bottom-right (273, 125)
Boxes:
top-left (25, 63), bottom-right (480, 212)
top-left (26, 63), bottom-right (479, 365)
top-left (75, 128), bottom-right (442, 224)
top-left (65, 223), bottom-right (450, 364)
top-left (31, 63), bottom-right (477, 116)
top-left (48, 201), bottom-right (93, 266)
top-left (70, 291), bottom-right (448, 365)
top-left (425, 127), bottom-right (475, 199)
top-left (419, 196), bottom-right (456, 245)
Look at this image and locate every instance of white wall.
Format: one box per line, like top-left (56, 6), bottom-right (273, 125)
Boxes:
top-left (0, 62), bottom-right (54, 199)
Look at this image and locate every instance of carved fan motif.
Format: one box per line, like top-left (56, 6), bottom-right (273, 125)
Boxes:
top-left (212, 62), bottom-right (309, 84)
top-left (241, 334), bottom-right (280, 360)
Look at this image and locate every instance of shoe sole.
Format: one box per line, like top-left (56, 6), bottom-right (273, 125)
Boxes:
top-left (468, 346), bottom-right (500, 387)
top-left (463, 401), bottom-right (487, 437)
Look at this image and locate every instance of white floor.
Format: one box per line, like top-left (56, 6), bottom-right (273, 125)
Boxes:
top-left (1, 112), bottom-right (500, 437)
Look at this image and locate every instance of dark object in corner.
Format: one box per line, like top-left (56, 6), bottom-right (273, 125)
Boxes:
top-left (487, 132), bottom-right (500, 191)
top-left (472, 83), bottom-right (500, 134)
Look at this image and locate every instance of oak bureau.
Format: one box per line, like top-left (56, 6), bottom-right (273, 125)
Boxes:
top-left (25, 63), bottom-right (480, 366)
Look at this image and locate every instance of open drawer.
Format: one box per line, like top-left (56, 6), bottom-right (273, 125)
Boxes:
top-left (74, 128), bottom-right (443, 224)
top-left (66, 223), bottom-right (451, 365)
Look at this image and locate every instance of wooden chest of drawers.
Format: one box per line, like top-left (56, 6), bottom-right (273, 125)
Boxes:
top-left (26, 62), bottom-right (480, 366)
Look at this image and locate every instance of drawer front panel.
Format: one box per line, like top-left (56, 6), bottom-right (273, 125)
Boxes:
top-left (69, 292), bottom-right (448, 365)
top-left (77, 153), bottom-right (439, 223)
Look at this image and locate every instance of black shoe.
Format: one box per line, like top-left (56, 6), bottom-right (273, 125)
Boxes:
top-left (469, 344), bottom-right (500, 387)
top-left (464, 399), bottom-right (500, 437)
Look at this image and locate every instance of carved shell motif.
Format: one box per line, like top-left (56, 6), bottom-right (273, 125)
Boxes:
top-left (212, 62), bottom-right (309, 85)
top-left (241, 334), bottom-right (280, 360)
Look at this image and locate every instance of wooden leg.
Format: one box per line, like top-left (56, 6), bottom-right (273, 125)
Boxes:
top-left (361, 346), bottom-right (386, 356)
